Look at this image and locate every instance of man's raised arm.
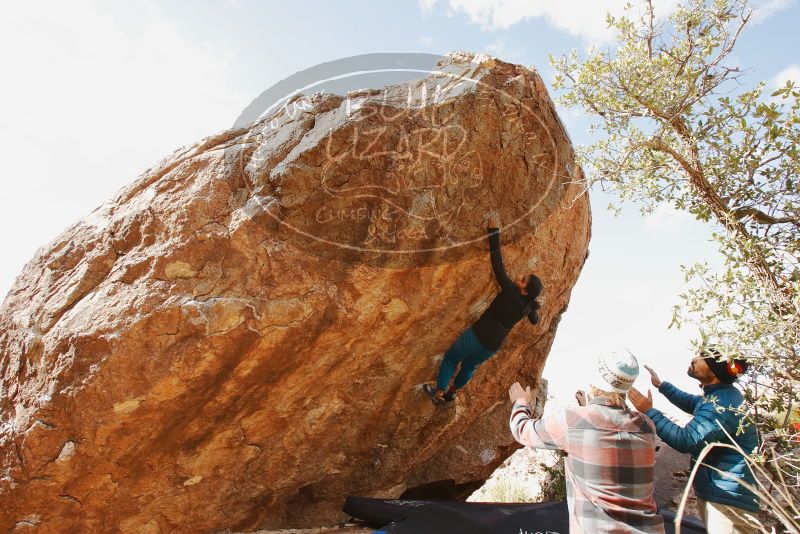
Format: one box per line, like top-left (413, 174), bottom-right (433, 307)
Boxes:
top-left (659, 381), bottom-right (704, 415)
top-left (508, 382), bottom-right (567, 451)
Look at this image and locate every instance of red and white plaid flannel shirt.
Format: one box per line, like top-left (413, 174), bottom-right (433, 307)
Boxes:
top-left (510, 396), bottom-right (666, 534)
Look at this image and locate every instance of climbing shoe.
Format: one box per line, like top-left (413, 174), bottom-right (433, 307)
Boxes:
top-left (423, 383), bottom-right (444, 406)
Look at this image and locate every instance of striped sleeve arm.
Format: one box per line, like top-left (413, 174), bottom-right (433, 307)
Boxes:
top-left (509, 399), bottom-right (567, 452)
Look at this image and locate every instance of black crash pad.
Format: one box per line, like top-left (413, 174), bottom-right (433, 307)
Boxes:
top-left (343, 496), bottom-right (706, 533)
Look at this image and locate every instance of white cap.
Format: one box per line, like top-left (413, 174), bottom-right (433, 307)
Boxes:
top-left (590, 350), bottom-right (639, 393)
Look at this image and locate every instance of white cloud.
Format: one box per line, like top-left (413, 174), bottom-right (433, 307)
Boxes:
top-left (421, 0), bottom-right (791, 44)
top-left (772, 63), bottom-right (800, 88)
top-left (418, 0), bottom-right (438, 16)
top-left (751, 0), bottom-right (796, 24)
top-left (420, 0), bottom-right (681, 44)
top-left (0, 0), bottom-right (246, 298)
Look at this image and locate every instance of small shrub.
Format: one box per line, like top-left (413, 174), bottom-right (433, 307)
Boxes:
top-left (483, 479), bottom-right (536, 503)
top-left (538, 453), bottom-right (567, 502)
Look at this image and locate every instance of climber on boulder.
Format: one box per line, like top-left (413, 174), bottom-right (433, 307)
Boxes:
top-left (424, 214), bottom-right (543, 405)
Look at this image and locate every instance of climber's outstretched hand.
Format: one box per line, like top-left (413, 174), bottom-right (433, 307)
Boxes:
top-left (485, 210), bottom-right (500, 229)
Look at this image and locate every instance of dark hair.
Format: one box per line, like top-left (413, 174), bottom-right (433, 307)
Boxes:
top-left (526, 274), bottom-right (543, 298)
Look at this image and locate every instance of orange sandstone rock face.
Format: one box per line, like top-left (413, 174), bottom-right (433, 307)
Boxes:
top-left (0, 51), bottom-right (590, 532)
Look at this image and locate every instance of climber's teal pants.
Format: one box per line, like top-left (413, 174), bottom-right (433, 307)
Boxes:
top-left (436, 327), bottom-right (497, 391)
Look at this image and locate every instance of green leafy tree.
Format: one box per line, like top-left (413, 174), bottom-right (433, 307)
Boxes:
top-left (550, 0), bottom-right (799, 523)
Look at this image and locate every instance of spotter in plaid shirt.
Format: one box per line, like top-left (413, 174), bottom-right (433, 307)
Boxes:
top-left (510, 396), bottom-right (666, 534)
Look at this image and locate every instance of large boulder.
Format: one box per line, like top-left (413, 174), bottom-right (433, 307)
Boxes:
top-left (0, 51), bottom-right (590, 532)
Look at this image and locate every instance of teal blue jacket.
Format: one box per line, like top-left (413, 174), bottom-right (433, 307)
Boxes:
top-left (646, 381), bottom-right (759, 512)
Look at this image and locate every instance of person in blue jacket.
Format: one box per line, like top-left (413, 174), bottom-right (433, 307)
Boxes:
top-left (423, 215), bottom-right (543, 405)
top-left (628, 348), bottom-right (759, 533)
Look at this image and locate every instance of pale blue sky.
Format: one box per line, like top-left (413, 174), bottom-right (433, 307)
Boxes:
top-left (1, 0), bottom-right (797, 415)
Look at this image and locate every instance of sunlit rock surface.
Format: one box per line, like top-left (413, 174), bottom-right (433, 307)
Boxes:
top-left (0, 51), bottom-right (590, 532)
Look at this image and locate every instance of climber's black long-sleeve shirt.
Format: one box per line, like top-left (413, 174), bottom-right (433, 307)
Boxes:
top-left (471, 227), bottom-right (540, 351)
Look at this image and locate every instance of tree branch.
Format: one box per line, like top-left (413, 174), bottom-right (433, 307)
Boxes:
top-left (731, 206), bottom-right (800, 227)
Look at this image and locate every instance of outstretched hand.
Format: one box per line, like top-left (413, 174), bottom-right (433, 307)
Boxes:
top-left (628, 387), bottom-right (653, 413)
top-left (508, 382), bottom-right (531, 404)
top-left (644, 364), bottom-right (662, 388)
